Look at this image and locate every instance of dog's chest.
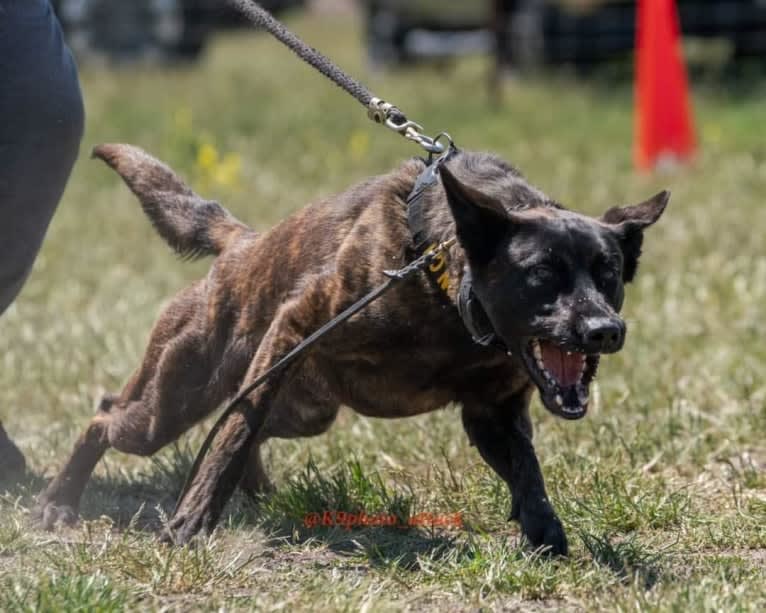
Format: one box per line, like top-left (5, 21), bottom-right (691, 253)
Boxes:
top-left (328, 356), bottom-right (455, 417)
top-left (318, 344), bottom-right (523, 418)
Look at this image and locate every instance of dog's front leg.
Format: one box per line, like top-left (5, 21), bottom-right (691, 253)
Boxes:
top-left (462, 394), bottom-right (567, 556)
top-left (164, 345), bottom-right (290, 545)
top-left (163, 391), bottom-right (269, 545)
top-left (164, 275), bottom-right (338, 545)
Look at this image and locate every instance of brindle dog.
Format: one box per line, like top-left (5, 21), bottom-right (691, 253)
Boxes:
top-left (35, 144), bottom-right (668, 555)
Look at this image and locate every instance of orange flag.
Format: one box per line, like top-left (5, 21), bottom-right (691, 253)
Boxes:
top-left (634, 0), bottom-right (696, 171)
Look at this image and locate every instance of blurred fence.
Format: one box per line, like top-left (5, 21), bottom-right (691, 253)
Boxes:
top-left (363, 0), bottom-right (766, 71)
top-left (51, 0), bottom-right (766, 71)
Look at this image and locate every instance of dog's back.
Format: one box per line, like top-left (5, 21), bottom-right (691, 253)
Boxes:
top-left (95, 144), bottom-right (430, 335)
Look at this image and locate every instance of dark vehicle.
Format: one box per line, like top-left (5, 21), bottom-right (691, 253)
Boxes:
top-left (363, 0), bottom-right (766, 70)
top-left (52, 0), bottom-right (304, 62)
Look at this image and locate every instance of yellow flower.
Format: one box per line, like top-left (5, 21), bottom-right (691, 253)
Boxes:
top-left (194, 141), bottom-right (241, 193)
top-left (213, 152), bottom-right (242, 190)
top-left (196, 143), bottom-right (219, 171)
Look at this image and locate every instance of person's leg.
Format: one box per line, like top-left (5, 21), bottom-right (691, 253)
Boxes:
top-left (0, 0), bottom-right (85, 480)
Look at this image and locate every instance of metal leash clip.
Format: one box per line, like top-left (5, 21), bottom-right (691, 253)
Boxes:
top-left (382, 237), bottom-right (456, 280)
top-left (368, 97), bottom-right (447, 155)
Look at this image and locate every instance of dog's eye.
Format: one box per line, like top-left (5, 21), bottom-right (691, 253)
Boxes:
top-left (529, 264), bottom-right (556, 285)
top-left (596, 263), bottom-right (620, 287)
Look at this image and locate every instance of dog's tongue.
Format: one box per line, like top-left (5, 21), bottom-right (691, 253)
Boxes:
top-left (540, 341), bottom-right (584, 387)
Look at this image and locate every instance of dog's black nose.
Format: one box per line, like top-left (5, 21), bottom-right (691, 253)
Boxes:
top-left (578, 317), bottom-right (625, 354)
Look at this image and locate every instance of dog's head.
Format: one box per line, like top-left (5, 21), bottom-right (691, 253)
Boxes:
top-left (440, 157), bottom-right (668, 420)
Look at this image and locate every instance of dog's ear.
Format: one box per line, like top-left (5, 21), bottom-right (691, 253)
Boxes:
top-left (601, 190), bottom-right (670, 283)
top-left (440, 165), bottom-right (512, 264)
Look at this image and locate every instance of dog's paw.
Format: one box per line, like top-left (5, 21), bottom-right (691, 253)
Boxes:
top-left (158, 527), bottom-right (176, 546)
top-left (518, 506), bottom-right (568, 557)
top-left (161, 507), bottom-right (213, 546)
top-left (32, 501), bottom-right (79, 531)
top-left (158, 525), bottom-right (208, 549)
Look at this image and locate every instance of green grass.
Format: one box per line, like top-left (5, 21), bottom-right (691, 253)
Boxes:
top-left (1, 12), bottom-right (765, 611)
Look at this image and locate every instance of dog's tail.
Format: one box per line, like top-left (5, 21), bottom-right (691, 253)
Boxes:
top-left (92, 143), bottom-right (251, 259)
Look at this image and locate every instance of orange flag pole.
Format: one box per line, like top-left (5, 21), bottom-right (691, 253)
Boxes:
top-left (634, 0), bottom-right (696, 171)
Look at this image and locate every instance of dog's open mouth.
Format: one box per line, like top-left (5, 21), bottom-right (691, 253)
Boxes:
top-left (521, 339), bottom-right (600, 420)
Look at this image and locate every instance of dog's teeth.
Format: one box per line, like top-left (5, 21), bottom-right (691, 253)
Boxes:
top-left (555, 394), bottom-right (563, 406)
top-left (533, 343), bottom-right (542, 360)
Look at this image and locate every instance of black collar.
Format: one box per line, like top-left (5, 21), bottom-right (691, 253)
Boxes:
top-left (404, 149), bottom-right (507, 352)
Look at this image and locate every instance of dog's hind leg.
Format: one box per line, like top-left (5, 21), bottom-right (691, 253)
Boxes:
top-left (35, 282), bottom-right (243, 529)
top-left (32, 394), bottom-right (115, 529)
top-left (165, 274), bottom-right (341, 545)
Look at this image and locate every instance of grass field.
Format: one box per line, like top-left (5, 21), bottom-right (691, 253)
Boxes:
top-left (1, 12), bottom-right (765, 611)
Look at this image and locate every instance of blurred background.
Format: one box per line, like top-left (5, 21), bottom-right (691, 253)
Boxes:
top-left (51, 0), bottom-right (766, 75)
top-left (0, 2), bottom-right (763, 608)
